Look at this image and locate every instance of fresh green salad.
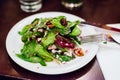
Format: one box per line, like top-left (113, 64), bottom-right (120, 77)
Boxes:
top-left (17, 16), bottom-right (84, 66)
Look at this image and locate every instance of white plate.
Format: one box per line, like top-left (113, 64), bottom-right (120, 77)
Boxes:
top-left (6, 12), bottom-right (98, 75)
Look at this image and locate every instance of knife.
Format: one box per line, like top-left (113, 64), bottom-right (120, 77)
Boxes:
top-left (81, 21), bottom-right (120, 32)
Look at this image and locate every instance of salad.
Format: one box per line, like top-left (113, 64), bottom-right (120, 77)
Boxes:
top-left (17, 16), bottom-right (84, 66)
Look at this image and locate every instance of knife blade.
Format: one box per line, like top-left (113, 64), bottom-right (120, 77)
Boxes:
top-left (81, 21), bottom-right (120, 32)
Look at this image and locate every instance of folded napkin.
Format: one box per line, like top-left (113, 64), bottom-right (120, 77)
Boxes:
top-left (81, 23), bottom-right (120, 80)
top-left (94, 24), bottom-right (120, 80)
top-left (97, 42), bottom-right (120, 80)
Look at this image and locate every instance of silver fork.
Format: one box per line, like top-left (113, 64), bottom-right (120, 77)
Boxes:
top-left (80, 21), bottom-right (120, 45)
top-left (80, 34), bottom-right (106, 43)
top-left (80, 33), bottom-right (120, 45)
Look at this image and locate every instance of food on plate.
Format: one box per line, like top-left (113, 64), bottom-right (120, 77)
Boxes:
top-left (17, 16), bottom-right (84, 66)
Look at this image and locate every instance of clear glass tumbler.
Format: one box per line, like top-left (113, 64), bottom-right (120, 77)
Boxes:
top-left (61, 0), bottom-right (83, 10)
top-left (19, 0), bottom-right (42, 12)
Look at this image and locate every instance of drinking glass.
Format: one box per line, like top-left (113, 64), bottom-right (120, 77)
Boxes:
top-left (19, 0), bottom-right (42, 12)
top-left (61, 0), bottom-right (83, 10)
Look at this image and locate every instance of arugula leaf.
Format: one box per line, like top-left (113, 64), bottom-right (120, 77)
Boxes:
top-left (21, 40), bottom-right (37, 58)
top-left (16, 54), bottom-right (47, 66)
top-left (67, 20), bottom-right (80, 28)
top-left (19, 24), bottom-right (32, 35)
top-left (35, 44), bottom-right (54, 60)
top-left (69, 26), bottom-right (81, 36)
top-left (29, 56), bottom-right (47, 66)
top-left (71, 36), bottom-right (81, 45)
top-left (31, 18), bottom-right (40, 27)
top-left (39, 18), bottom-right (52, 28)
top-left (41, 31), bottom-right (56, 48)
top-left (51, 16), bottom-right (65, 28)
top-left (58, 54), bottom-right (75, 62)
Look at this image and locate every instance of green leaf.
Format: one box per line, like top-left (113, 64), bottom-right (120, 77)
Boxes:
top-left (19, 24), bottom-right (32, 35)
top-left (50, 27), bottom-right (70, 35)
top-left (59, 54), bottom-right (75, 62)
top-left (51, 16), bottom-right (65, 28)
top-left (41, 31), bottom-right (56, 48)
top-left (31, 18), bottom-right (40, 26)
top-left (21, 40), bottom-right (37, 58)
top-left (35, 44), bottom-right (54, 60)
top-left (39, 18), bottom-right (52, 28)
top-left (67, 20), bottom-right (80, 28)
top-left (72, 36), bottom-right (81, 45)
top-left (21, 32), bottom-right (30, 42)
top-left (29, 56), bottom-right (47, 66)
top-left (69, 26), bottom-right (81, 36)
top-left (16, 54), bottom-right (47, 66)
top-left (16, 54), bottom-right (30, 61)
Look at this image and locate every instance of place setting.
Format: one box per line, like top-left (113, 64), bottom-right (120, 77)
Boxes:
top-left (5, 11), bottom-right (120, 80)
top-left (1, 0), bottom-right (120, 80)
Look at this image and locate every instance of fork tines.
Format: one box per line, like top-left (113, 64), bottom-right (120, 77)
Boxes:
top-left (80, 34), bottom-right (106, 43)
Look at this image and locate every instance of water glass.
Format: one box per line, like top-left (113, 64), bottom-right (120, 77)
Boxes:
top-left (61, 0), bottom-right (83, 10)
top-left (19, 0), bottom-right (42, 12)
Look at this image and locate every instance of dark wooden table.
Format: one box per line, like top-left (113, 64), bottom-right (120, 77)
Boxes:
top-left (1, 0), bottom-right (120, 80)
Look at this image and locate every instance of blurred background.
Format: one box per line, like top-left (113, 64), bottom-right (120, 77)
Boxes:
top-left (1, 0), bottom-right (120, 25)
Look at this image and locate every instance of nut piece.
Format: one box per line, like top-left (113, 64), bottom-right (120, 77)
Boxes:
top-left (74, 48), bottom-right (84, 56)
top-left (60, 18), bottom-right (68, 27)
top-left (46, 21), bottom-right (54, 28)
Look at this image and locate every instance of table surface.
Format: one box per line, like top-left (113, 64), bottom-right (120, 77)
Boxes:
top-left (0, 0), bottom-right (120, 80)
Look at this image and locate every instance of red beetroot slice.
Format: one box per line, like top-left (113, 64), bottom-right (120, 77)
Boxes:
top-left (55, 35), bottom-right (74, 48)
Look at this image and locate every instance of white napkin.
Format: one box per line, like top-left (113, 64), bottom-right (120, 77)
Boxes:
top-left (97, 24), bottom-right (120, 80)
top-left (107, 23), bottom-right (120, 29)
top-left (82, 24), bottom-right (120, 80)
top-left (95, 24), bottom-right (120, 80)
top-left (97, 42), bottom-right (120, 80)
